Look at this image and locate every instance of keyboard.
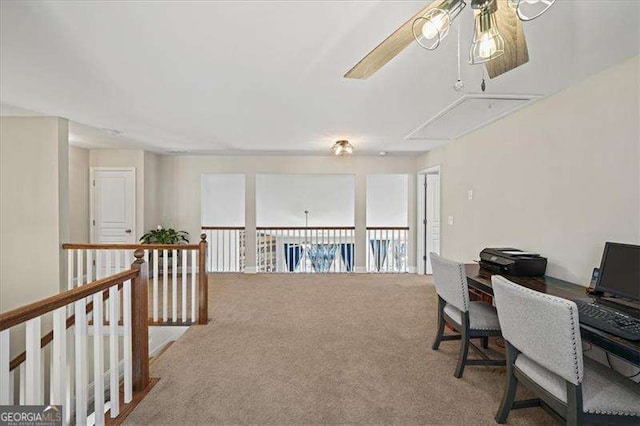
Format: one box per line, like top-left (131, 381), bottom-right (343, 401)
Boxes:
top-left (575, 300), bottom-right (640, 341)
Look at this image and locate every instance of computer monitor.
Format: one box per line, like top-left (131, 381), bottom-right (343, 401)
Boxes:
top-left (595, 242), bottom-right (640, 301)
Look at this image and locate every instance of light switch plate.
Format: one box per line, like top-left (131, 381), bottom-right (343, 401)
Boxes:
top-left (448, 216), bottom-right (454, 225)
top-left (468, 189), bottom-right (473, 200)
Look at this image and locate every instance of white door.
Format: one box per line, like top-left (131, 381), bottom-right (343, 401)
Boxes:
top-left (425, 173), bottom-right (441, 274)
top-left (91, 168), bottom-right (136, 243)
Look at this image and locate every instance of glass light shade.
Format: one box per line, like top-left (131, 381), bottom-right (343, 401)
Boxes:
top-left (332, 140), bottom-right (354, 156)
top-left (469, 9), bottom-right (505, 64)
top-left (508, 0), bottom-right (556, 21)
top-left (412, 0), bottom-right (466, 50)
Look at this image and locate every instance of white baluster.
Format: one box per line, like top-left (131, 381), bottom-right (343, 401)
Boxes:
top-left (65, 327), bottom-right (73, 425)
top-left (105, 251), bottom-right (112, 322)
top-left (51, 307), bottom-right (67, 408)
top-left (93, 291), bottom-right (105, 425)
top-left (0, 329), bottom-right (9, 404)
top-left (25, 317), bottom-right (42, 404)
top-left (153, 249), bottom-right (159, 322)
top-left (191, 250), bottom-right (197, 323)
top-left (77, 250), bottom-right (84, 288)
top-left (108, 285), bottom-right (120, 418)
top-left (19, 363), bottom-right (25, 404)
top-left (123, 280), bottom-right (133, 403)
top-left (182, 250), bottom-right (187, 322)
top-left (68, 250), bottom-right (74, 290)
top-left (163, 250), bottom-right (168, 322)
top-left (9, 369), bottom-right (15, 405)
top-left (172, 249), bottom-right (178, 322)
top-left (75, 298), bottom-right (88, 425)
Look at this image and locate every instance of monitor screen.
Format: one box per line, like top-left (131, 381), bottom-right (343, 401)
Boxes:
top-left (595, 242), bottom-right (640, 301)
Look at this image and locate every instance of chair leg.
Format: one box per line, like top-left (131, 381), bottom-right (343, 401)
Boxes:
top-left (432, 297), bottom-right (446, 351)
top-left (454, 328), bottom-right (470, 378)
top-left (481, 336), bottom-right (489, 349)
top-left (495, 343), bottom-right (518, 424)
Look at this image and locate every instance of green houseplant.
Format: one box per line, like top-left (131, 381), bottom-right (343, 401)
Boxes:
top-left (140, 225), bottom-right (189, 245)
top-left (140, 226), bottom-right (189, 275)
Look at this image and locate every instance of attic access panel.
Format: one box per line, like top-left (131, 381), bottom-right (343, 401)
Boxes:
top-left (405, 94), bottom-right (541, 141)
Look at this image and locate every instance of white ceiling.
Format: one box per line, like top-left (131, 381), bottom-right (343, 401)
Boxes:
top-left (1, 1), bottom-right (638, 155)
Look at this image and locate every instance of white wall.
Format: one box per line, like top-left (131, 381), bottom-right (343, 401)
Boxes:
top-left (144, 151), bottom-right (162, 232)
top-left (417, 56), bottom-right (640, 285)
top-left (256, 174), bottom-right (354, 227)
top-left (201, 174), bottom-right (245, 227)
top-left (366, 174), bottom-right (409, 227)
top-left (1, 116), bottom-right (69, 311)
top-left (69, 145), bottom-right (89, 243)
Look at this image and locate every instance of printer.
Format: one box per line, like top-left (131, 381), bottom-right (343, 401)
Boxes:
top-left (479, 248), bottom-right (547, 277)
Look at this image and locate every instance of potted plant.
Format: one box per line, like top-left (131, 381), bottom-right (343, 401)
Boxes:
top-left (140, 226), bottom-right (190, 274)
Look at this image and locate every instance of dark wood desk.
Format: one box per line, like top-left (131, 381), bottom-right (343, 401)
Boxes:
top-left (465, 264), bottom-right (640, 366)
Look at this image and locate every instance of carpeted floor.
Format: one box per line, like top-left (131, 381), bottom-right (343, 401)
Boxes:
top-left (125, 273), bottom-right (554, 425)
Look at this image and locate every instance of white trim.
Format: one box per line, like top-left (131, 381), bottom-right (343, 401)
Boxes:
top-left (354, 266), bottom-right (367, 274)
top-left (408, 266), bottom-right (417, 274)
top-left (416, 165), bottom-right (441, 275)
top-left (405, 93), bottom-right (542, 141)
top-left (90, 167), bottom-right (136, 243)
top-left (244, 266), bottom-right (257, 274)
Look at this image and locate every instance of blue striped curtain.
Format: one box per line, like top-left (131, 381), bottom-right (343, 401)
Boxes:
top-left (370, 239), bottom-right (389, 271)
top-left (284, 244), bottom-right (304, 272)
top-left (340, 243), bottom-right (354, 272)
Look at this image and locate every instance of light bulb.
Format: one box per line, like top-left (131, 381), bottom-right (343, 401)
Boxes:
top-left (469, 8), bottom-right (505, 64)
top-left (477, 32), bottom-right (498, 59)
top-left (421, 10), bottom-right (449, 40)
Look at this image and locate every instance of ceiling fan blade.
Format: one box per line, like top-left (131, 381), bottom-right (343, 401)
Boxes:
top-left (484, 0), bottom-right (529, 79)
top-left (344, 1), bottom-right (441, 79)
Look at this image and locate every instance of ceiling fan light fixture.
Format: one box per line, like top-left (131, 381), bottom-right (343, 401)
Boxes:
top-left (332, 140), bottom-right (354, 156)
top-left (508, 0), bottom-right (556, 22)
top-left (469, 6), bottom-right (505, 64)
top-left (412, 0), bottom-right (466, 50)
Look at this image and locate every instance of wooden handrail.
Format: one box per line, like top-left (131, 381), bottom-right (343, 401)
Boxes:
top-left (256, 226), bottom-right (355, 231)
top-left (201, 226), bottom-right (245, 230)
top-left (0, 269), bottom-right (137, 332)
top-left (8, 284), bottom-right (123, 371)
top-left (62, 243), bottom-right (199, 250)
top-left (366, 227), bottom-right (410, 231)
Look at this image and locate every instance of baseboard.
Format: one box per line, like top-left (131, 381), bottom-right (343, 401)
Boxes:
top-left (408, 266), bottom-right (417, 274)
top-left (244, 266), bottom-right (257, 274)
top-left (354, 267), bottom-right (367, 274)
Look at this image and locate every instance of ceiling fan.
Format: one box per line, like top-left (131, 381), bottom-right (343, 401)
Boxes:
top-left (344, 0), bottom-right (555, 80)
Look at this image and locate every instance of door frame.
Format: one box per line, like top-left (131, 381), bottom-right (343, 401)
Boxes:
top-left (416, 165), bottom-right (441, 275)
top-left (90, 167), bottom-right (136, 243)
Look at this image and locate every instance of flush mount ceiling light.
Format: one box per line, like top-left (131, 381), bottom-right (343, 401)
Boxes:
top-left (508, 0), bottom-right (555, 21)
top-left (332, 140), bottom-right (354, 156)
top-left (469, 0), bottom-right (505, 64)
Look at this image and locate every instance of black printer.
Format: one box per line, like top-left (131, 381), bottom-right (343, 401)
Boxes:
top-left (479, 248), bottom-right (547, 277)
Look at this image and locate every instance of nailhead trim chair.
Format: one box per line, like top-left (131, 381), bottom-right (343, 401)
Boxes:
top-left (430, 253), bottom-right (505, 378)
top-left (492, 276), bottom-right (640, 425)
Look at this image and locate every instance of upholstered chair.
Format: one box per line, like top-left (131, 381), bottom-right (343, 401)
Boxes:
top-left (492, 275), bottom-right (640, 425)
top-left (430, 253), bottom-right (505, 378)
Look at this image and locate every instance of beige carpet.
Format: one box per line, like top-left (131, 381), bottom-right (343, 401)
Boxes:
top-left (125, 273), bottom-right (554, 425)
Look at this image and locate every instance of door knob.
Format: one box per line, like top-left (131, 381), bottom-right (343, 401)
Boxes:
top-left (125, 229), bottom-right (132, 233)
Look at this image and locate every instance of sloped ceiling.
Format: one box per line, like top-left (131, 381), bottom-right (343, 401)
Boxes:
top-left (1, 1), bottom-right (638, 155)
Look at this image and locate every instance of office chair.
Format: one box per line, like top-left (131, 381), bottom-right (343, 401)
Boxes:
top-left (430, 253), bottom-right (505, 378)
top-left (492, 276), bottom-right (640, 425)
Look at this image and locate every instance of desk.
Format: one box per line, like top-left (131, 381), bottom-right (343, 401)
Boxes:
top-left (465, 264), bottom-right (640, 367)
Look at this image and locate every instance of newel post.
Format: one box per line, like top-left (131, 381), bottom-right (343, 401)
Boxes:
top-left (198, 233), bottom-right (209, 324)
top-left (131, 249), bottom-right (149, 392)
